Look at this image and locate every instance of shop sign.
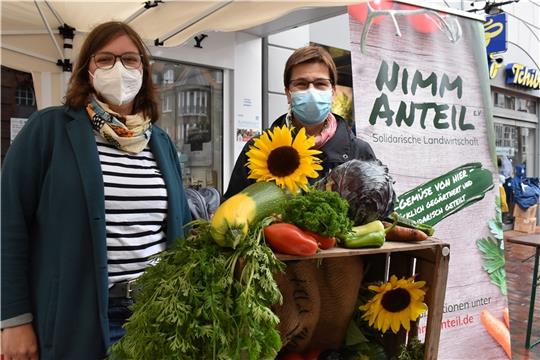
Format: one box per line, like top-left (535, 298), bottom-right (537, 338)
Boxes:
top-left (485, 13), bottom-right (507, 54)
top-left (484, 14), bottom-right (507, 79)
top-left (505, 63), bottom-right (540, 89)
top-left (496, 147), bottom-right (514, 157)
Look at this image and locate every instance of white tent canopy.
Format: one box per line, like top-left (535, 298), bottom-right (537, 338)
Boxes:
top-left (1, 0), bottom-right (365, 106)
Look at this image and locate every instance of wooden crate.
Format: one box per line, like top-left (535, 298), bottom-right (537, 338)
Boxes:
top-left (514, 216), bottom-right (537, 233)
top-left (277, 239), bottom-right (450, 360)
top-left (513, 204), bottom-right (538, 219)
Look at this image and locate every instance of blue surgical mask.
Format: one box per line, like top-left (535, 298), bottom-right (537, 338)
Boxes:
top-left (290, 89), bottom-right (333, 125)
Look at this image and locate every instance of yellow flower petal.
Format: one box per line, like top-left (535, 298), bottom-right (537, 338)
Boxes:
top-left (359, 275), bottom-right (427, 334)
top-left (245, 125), bottom-right (323, 193)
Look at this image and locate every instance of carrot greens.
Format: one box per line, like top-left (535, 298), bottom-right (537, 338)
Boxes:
top-left (111, 218), bottom-right (285, 359)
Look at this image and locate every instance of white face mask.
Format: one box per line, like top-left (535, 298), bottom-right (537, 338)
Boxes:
top-left (90, 61), bottom-right (143, 106)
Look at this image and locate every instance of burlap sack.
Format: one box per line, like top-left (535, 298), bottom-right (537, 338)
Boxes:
top-left (273, 256), bottom-right (364, 352)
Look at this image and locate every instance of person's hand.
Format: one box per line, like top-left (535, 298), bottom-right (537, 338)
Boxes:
top-left (1, 323), bottom-right (39, 360)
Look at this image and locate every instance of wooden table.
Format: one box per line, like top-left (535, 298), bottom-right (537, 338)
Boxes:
top-left (277, 239), bottom-right (450, 360)
top-left (506, 229), bottom-right (540, 349)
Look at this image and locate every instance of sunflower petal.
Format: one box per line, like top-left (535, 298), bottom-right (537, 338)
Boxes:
top-left (390, 315), bottom-right (401, 334)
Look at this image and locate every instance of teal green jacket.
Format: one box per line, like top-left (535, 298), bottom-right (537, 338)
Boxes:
top-left (1, 106), bottom-right (192, 359)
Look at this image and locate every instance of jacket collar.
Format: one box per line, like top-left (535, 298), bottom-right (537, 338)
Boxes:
top-left (272, 113), bottom-right (352, 163)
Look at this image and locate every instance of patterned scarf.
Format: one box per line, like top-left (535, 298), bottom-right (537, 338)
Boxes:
top-left (86, 96), bottom-right (152, 154)
top-left (285, 111), bottom-right (338, 149)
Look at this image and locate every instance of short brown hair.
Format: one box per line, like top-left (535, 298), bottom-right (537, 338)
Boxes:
top-left (64, 21), bottom-right (159, 122)
top-left (283, 45), bottom-right (337, 88)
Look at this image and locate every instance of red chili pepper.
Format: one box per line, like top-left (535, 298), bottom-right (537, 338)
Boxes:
top-left (264, 223), bottom-right (318, 256)
top-left (303, 348), bottom-right (322, 360)
top-left (304, 230), bottom-right (337, 250)
top-left (280, 352), bottom-right (305, 360)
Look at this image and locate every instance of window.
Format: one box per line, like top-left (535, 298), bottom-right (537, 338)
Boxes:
top-left (152, 60), bottom-right (223, 191)
top-left (495, 123), bottom-right (536, 176)
top-left (161, 93), bottom-right (173, 113)
top-left (526, 99), bottom-right (537, 114)
top-left (517, 98), bottom-right (537, 114)
top-left (494, 91), bottom-right (537, 114)
top-left (494, 92), bottom-right (505, 108)
top-left (495, 123), bottom-right (517, 156)
top-left (163, 69), bottom-right (174, 85)
top-left (504, 94), bottom-right (515, 110)
top-left (15, 85), bottom-right (35, 106)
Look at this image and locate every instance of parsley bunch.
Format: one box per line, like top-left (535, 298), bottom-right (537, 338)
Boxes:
top-left (282, 189), bottom-right (352, 237)
top-left (111, 218), bottom-right (285, 360)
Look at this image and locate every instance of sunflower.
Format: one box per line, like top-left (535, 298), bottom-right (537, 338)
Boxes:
top-left (360, 275), bottom-right (427, 334)
top-left (246, 125), bottom-right (323, 194)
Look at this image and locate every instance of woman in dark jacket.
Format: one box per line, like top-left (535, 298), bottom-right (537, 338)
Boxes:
top-left (225, 45), bottom-right (376, 198)
top-left (1, 22), bottom-right (191, 359)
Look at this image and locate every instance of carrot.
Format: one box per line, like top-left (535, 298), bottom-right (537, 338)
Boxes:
top-left (480, 309), bottom-right (512, 358)
top-left (383, 222), bottom-right (429, 242)
top-left (503, 307), bottom-right (510, 329)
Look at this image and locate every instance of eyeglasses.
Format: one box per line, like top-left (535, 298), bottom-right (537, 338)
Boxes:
top-left (92, 52), bottom-right (142, 70)
top-left (289, 78), bottom-right (333, 91)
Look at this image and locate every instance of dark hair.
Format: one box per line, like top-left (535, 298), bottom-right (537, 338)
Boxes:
top-left (283, 45), bottom-right (338, 88)
top-left (64, 21), bottom-right (159, 122)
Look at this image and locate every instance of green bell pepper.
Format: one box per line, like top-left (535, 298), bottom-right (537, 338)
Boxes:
top-left (342, 220), bottom-right (386, 248)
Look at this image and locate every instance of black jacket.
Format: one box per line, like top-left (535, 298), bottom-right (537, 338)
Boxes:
top-left (224, 113), bottom-right (376, 199)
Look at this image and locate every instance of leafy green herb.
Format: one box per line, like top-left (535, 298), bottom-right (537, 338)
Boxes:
top-left (476, 196), bottom-right (506, 296)
top-left (111, 218), bottom-right (285, 359)
top-left (396, 337), bottom-right (425, 360)
top-left (283, 189), bottom-right (352, 237)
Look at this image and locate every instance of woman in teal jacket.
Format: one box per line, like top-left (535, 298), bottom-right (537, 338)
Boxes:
top-left (1, 22), bottom-right (191, 359)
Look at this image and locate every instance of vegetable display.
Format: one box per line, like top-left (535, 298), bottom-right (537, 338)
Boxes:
top-left (114, 120), bottom-right (440, 359)
top-left (210, 181), bottom-right (287, 248)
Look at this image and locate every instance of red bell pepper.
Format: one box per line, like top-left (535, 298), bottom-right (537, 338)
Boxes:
top-left (264, 223), bottom-right (318, 256)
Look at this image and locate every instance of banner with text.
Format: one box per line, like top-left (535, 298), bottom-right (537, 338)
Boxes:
top-left (349, 2), bottom-right (507, 359)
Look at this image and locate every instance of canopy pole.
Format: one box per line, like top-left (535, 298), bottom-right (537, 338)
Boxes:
top-left (125, 0), bottom-right (163, 24)
top-left (34, 0), bottom-right (64, 60)
top-left (58, 25), bottom-right (75, 72)
top-left (36, 0), bottom-right (74, 73)
top-left (44, 0), bottom-right (64, 26)
top-left (1, 44), bottom-right (58, 64)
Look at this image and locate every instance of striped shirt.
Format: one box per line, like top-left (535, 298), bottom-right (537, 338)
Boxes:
top-left (95, 135), bottom-right (168, 286)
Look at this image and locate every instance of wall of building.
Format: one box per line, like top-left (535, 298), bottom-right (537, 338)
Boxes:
top-left (484, 1), bottom-right (539, 180)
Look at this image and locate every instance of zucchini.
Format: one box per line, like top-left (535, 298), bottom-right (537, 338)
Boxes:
top-left (210, 182), bottom-right (288, 248)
